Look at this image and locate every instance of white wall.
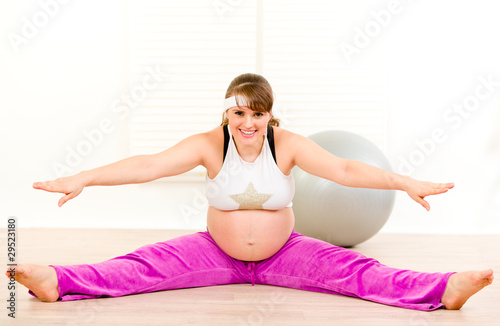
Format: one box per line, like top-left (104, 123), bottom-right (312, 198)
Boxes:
top-left (0, 0), bottom-right (498, 234)
top-left (384, 1), bottom-right (500, 234)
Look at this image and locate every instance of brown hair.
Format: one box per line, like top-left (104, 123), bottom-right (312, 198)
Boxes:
top-left (221, 73), bottom-right (280, 127)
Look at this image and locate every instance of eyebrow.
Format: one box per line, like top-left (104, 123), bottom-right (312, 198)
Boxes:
top-left (231, 109), bottom-right (264, 115)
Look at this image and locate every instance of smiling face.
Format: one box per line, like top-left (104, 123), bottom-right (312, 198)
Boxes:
top-left (222, 74), bottom-right (277, 150)
top-left (226, 106), bottom-right (272, 148)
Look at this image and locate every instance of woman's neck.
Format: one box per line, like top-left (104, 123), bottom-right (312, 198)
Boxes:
top-left (233, 135), bottom-right (265, 163)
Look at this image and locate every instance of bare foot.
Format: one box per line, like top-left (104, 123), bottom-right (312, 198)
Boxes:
top-left (5, 264), bottom-right (59, 302)
top-left (441, 269), bottom-right (494, 309)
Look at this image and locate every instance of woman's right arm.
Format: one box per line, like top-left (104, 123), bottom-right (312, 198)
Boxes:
top-left (33, 132), bottom-right (211, 207)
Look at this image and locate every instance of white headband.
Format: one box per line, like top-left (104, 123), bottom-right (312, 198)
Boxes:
top-left (224, 95), bottom-right (249, 111)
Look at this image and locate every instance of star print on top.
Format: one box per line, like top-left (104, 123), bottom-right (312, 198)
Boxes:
top-left (205, 125), bottom-right (294, 211)
top-left (230, 182), bottom-right (272, 210)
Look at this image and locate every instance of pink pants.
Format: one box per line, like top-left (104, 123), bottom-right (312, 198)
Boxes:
top-left (33, 230), bottom-right (453, 311)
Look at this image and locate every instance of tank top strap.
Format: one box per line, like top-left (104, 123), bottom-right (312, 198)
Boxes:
top-left (267, 125), bottom-right (277, 163)
top-left (223, 125), bottom-right (230, 162)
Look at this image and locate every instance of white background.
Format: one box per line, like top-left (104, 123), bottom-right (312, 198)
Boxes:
top-left (0, 0), bottom-right (498, 234)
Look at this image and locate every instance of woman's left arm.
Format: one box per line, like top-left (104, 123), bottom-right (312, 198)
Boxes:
top-left (343, 160), bottom-right (454, 211)
top-left (289, 131), bottom-right (454, 211)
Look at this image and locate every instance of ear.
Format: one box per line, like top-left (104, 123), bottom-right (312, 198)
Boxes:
top-left (221, 110), bottom-right (229, 125)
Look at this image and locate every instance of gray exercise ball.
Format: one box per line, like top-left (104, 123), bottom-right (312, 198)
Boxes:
top-left (292, 130), bottom-right (395, 247)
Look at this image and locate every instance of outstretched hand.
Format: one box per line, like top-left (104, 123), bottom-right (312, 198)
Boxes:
top-left (403, 178), bottom-right (454, 211)
top-left (33, 175), bottom-right (86, 207)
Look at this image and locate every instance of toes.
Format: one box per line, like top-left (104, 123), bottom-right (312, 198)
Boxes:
top-left (5, 268), bottom-right (16, 278)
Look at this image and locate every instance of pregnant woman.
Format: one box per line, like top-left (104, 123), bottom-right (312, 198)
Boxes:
top-left (7, 73), bottom-right (493, 310)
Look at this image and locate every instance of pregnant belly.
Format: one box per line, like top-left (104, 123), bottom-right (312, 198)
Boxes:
top-left (206, 206), bottom-right (295, 261)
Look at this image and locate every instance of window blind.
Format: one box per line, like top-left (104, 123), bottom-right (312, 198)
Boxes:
top-left (263, 0), bottom-right (388, 148)
top-left (129, 0), bottom-right (388, 181)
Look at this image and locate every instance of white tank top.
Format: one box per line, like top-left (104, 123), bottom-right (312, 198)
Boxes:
top-left (205, 126), bottom-right (294, 211)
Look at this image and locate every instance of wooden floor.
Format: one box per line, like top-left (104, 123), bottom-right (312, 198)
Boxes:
top-left (1, 229), bottom-right (499, 326)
